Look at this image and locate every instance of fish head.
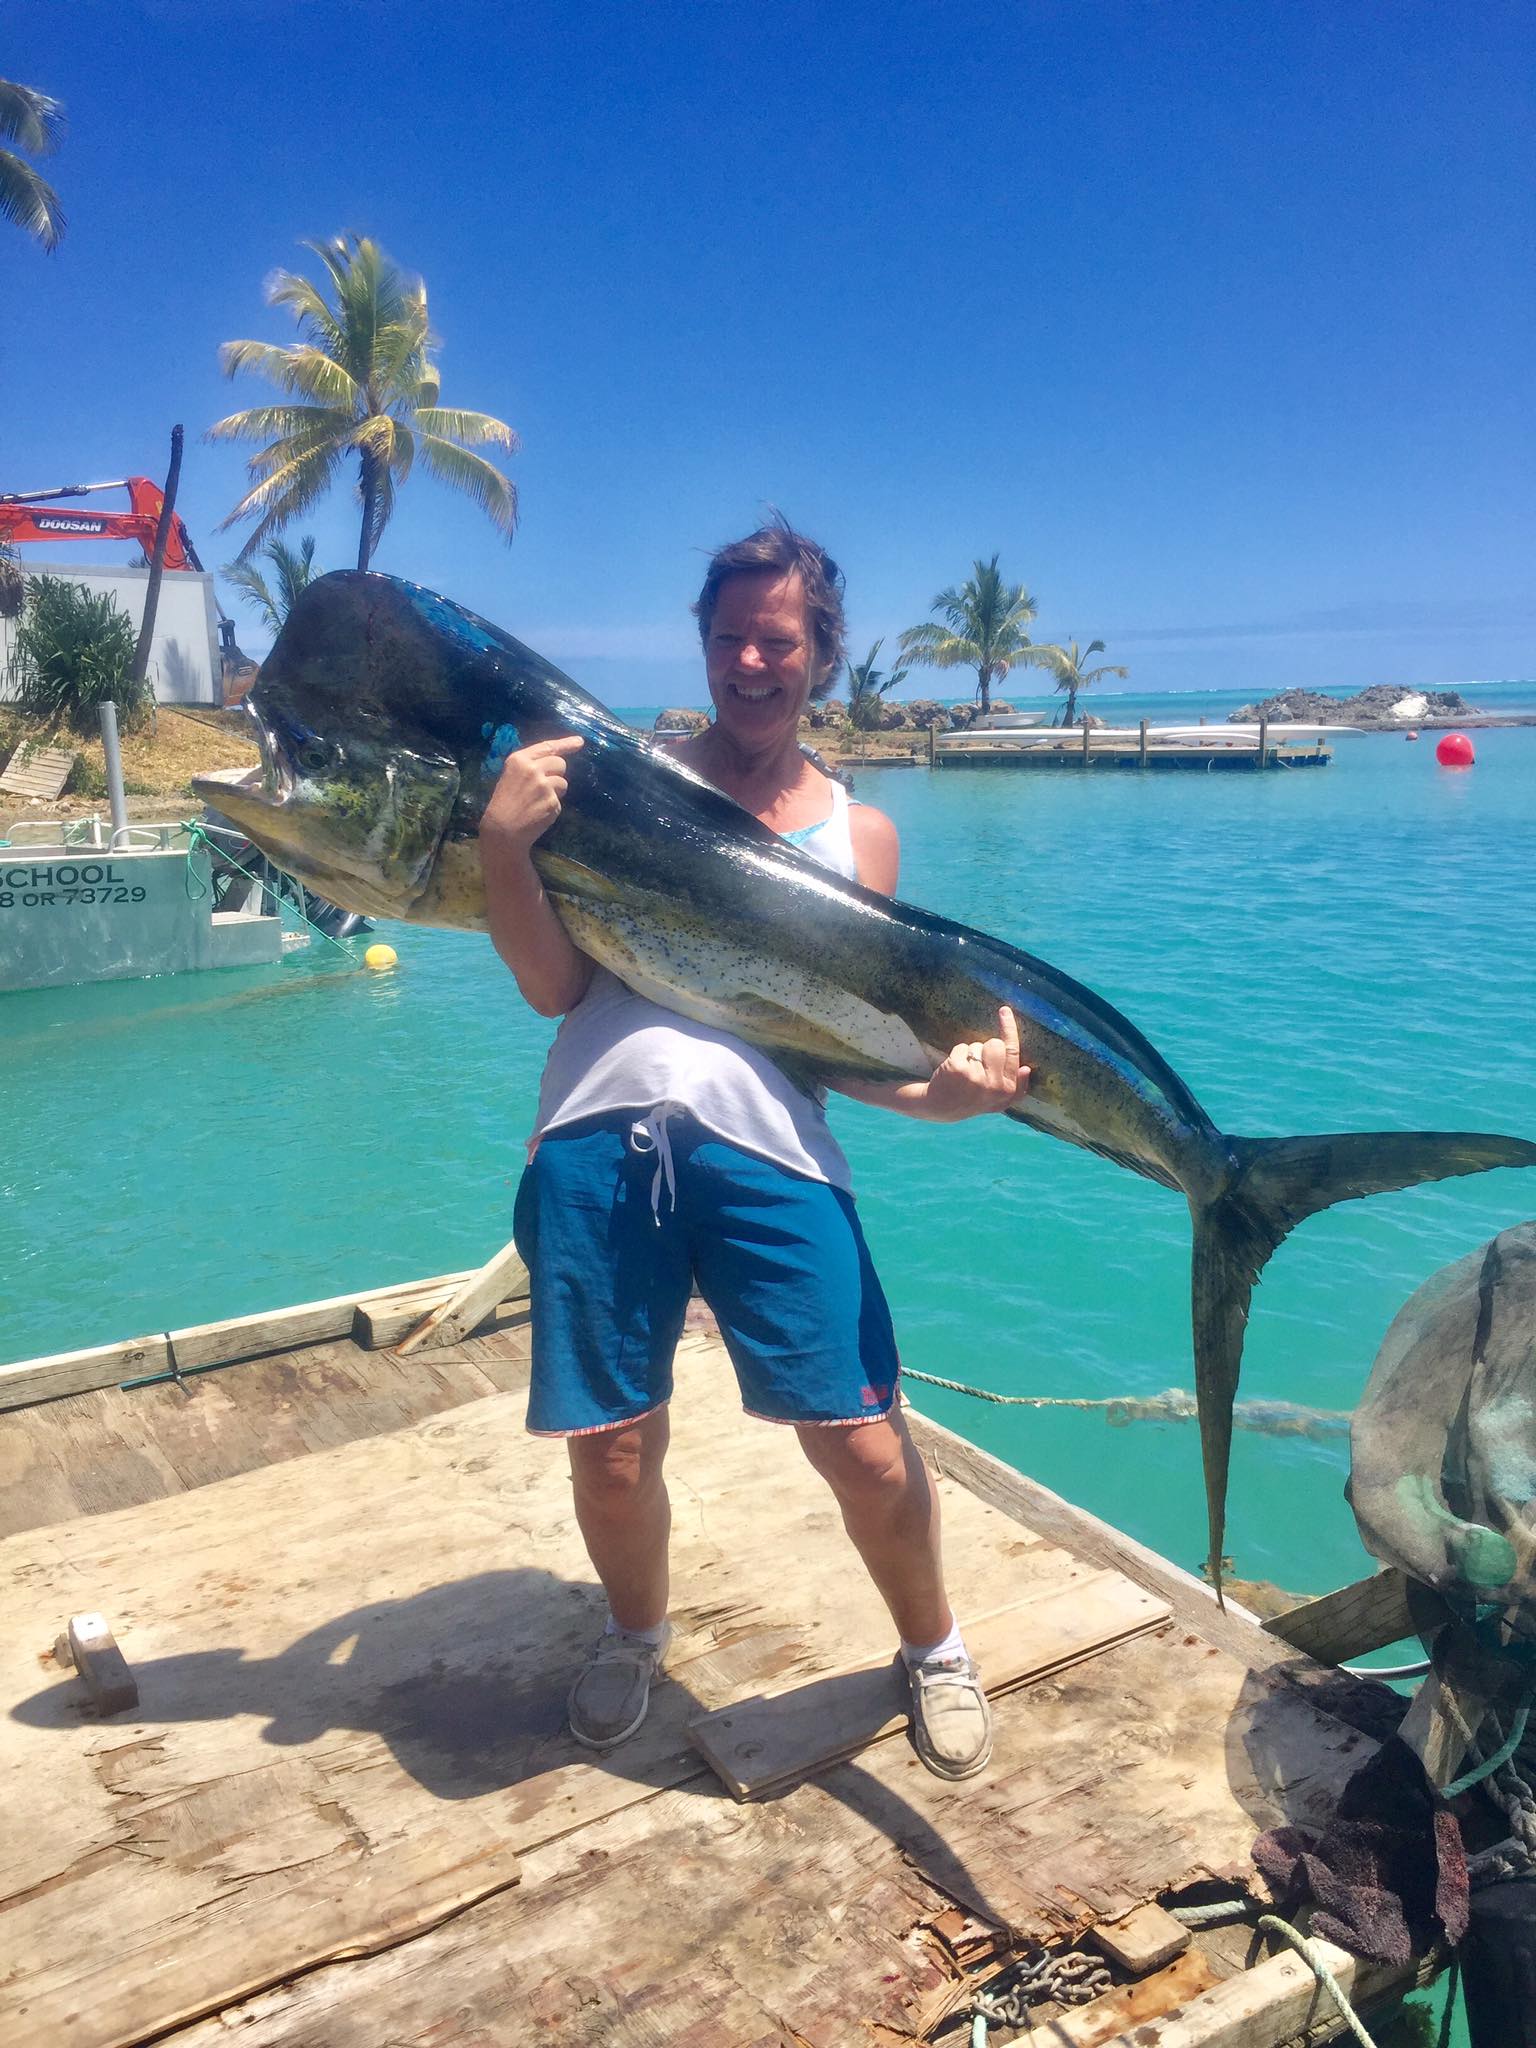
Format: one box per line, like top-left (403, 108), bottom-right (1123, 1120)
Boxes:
top-left (196, 692), bottom-right (460, 921)
top-left (193, 573), bottom-right (471, 919)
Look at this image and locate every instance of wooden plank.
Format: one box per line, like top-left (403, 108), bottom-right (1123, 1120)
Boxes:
top-left (689, 1574), bottom-right (1170, 1798)
top-left (0, 741), bottom-right (75, 799)
top-left (393, 1235), bottom-right (531, 1356)
top-left (2, 1337), bottom-right (1121, 2046)
top-left (155, 1623), bottom-right (1378, 2048)
top-left (1264, 1567), bottom-right (1447, 1663)
top-left (0, 1333), bottom-right (171, 1411)
top-left (1085, 1937), bottom-right (1410, 2047)
top-left (168, 1289), bottom-right (370, 1368)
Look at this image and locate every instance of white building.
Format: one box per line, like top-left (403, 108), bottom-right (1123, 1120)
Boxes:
top-left (0, 564), bottom-right (225, 706)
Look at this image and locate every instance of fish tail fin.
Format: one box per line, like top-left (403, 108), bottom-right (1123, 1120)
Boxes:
top-left (1193, 1129), bottom-right (1536, 1602)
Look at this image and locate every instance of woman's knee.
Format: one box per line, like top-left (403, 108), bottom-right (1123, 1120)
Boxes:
top-left (568, 1411), bottom-right (669, 1515)
top-left (798, 1415), bottom-right (915, 1506)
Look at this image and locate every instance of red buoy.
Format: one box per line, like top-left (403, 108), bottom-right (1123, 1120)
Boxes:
top-left (1436, 732), bottom-right (1475, 768)
top-left (1405, 729), bottom-right (1419, 741)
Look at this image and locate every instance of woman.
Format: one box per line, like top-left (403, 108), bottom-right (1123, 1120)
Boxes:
top-left (480, 521), bottom-right (1028, 1779)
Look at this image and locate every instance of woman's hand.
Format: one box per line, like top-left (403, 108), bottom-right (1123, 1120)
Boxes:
top-left (482, 736), bottom-right (585, 855)
top-left (919, 1006), bottom-right (1032, 1121)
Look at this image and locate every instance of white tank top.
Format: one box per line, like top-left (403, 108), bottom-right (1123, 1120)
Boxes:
top-left (533, 779), bottom-right (861, 1189)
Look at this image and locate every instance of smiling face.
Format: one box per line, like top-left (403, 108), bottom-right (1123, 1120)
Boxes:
top-left (703, 570), bottom-right (824, 755)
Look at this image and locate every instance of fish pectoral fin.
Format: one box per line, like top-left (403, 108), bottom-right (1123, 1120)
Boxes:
top-left (534, 849), bottom-right (633, 905)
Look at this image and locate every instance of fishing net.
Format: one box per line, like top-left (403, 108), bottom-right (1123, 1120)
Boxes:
top-left (1350, 1221), bottom-right (1536, 1639)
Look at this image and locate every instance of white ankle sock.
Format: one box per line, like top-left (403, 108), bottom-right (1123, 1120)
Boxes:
top-left (901, 1618), bottom-right (967, 1668)
top-left (606, 1615), bottom-right (668, 1647)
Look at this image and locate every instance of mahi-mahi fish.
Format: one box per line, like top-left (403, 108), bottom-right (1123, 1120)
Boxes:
top-left (195, 572), bottom-right (1536, 1594)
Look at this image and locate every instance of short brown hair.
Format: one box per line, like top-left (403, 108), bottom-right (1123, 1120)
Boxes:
top-left (693, 515), bottom-right (847, 701)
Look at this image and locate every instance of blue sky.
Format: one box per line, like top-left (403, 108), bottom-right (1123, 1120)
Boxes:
top-left (5, 1), bottom-right (1534, 704)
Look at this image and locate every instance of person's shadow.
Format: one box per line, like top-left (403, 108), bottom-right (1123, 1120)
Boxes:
top-left (12, 1568), bottom-right (708, 1802)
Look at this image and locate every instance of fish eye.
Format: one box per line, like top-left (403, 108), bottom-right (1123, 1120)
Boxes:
top-left (298, 739), bottom-right (331, 773)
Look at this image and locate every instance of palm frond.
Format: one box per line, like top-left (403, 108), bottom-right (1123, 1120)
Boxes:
top-left (220, 559), bottom-right (282, 636)
top-left (415, 436), bottom-right (519, 539)
top-left (263, 271), bottom-right (348, 356)
top-left (0, 80), bottom-right (63, 155)
top-left (898, 623), bottom-right (981, 669)
top-left (204, 403), bottom-right (350, 451)
top-left (0, 146), bottom-right (63, 249)
top-left (218, 339), bottom-right (360, 408)
top-left (217, 441), bottom-right (343, 550)
top-left (412, 407), bottom-right (519, 451)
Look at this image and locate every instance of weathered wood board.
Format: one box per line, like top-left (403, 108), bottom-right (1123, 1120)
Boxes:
top-left (691, 1573), bottom-right (1170, 1797)
top-left (158, 1625), bottom-right (1376, 2047)
top-left (1, 1333), bottom-right (1131, 2047)
top-left (0, 1322), bottom-right (533, 1541)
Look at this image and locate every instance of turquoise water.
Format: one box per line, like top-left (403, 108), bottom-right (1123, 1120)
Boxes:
top-left (5, 711), bottom-right (1530, 2041)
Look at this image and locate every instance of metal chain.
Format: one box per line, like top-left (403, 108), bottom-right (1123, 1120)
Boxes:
top-left (971, 1947), bottom-right (1112, 2027)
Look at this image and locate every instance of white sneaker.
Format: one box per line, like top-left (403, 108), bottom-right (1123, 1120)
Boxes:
top-left (567, 1623), bottom-right (674, 1748)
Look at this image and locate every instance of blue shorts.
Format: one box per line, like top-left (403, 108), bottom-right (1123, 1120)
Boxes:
top-left (513, 1110), bottom-right (901, 1436)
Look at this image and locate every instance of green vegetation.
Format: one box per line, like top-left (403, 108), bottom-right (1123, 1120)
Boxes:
top-left (223, 534), bottom-right (320, 635)
top-left (1031, 638), bottom-right (1129, 726)
top-left (845, 639), bottom-right (909, 731)
top-left (898, 555), bottom-right (1048, 716)
top-left (12, 576), bottom-right (150, 733)
top-left (210, 234), bottom-right (519, 570)
top-left (0, 77), bottom-right (65, 250)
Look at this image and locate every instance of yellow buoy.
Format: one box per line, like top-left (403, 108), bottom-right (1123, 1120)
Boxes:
top-left (364, 943), bottom-right (398, 972)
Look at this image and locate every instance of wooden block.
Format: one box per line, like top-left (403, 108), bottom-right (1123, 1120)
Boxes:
top-left (689, 1572), bottom-right (1170, 1799)
top-left (0, 1334), bottom-right (172, 1411)
top-left (1263, 1568), bottom-right (1448, 1664)
top-left (351, 1273), bottom-right (475, 1348)
top-left (59, 1612), bottom-right (139, 1716)
top-left (393, 1236), bottom-right (531, 1355)
top-left (1087, 1899), bottom-right (1190, 1975)
top-left (1017, 1949), bottom-right (1217, 2045)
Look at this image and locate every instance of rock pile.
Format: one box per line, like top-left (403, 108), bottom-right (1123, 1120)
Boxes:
top-left (1230, 684), bottom-right (1476, 727)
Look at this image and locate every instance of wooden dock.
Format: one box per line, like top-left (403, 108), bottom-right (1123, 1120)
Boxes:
top-left (0, 1274), bottom-right (1430, 2046)
top-left (931, 721), bottom-right (1332, 771)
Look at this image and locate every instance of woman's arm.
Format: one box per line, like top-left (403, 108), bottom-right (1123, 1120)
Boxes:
top-left (838, 802), bottom-right (1030, 1120)
top-left (479, 737), bottom-right (595, 1017)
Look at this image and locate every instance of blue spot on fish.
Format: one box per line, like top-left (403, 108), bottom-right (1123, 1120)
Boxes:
top-left (483, 721), bottom-right (521, 774)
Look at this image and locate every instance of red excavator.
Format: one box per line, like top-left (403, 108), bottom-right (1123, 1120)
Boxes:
top-left (0, 477), bottom-right (203, 572)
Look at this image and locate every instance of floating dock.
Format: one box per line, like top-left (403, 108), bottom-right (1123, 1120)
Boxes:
top-left (932, 720), bottom-right (1335, 771)
top-left (0, 1273), bottom-right (1432, 2045)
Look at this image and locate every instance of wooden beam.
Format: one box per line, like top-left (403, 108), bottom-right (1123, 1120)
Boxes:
top-left (688, 1574), bottom-right (1169, 1799)
top-left (1081, 1937), bottom-right (1413, 2047)
top-left (1263, 1568), bottom-right (1447, 1664)
top-left (393, 1237), bottom-right (531, 1356)
top-left (0, 1271), bottom-right (486, 1412)
top-left (0, 1334), bottom-right (171, 1411)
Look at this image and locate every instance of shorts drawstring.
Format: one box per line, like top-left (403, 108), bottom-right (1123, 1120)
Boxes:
top-left (629, 1102), bottom-right (685, 1222)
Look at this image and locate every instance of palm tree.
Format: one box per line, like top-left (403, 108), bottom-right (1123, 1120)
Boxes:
top-left (845, 639), bottom-right (909, 731)
top-left (209, 235), bottom-right (519, 570)
top-left (222, 535), bottom-right (319, 637)
top-left (1032, 639), bottom-right (1129, 726)
top-left (0, 78), bottom-right (65, 250)
top-left (898, 555), bottom-right (1045, 716)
